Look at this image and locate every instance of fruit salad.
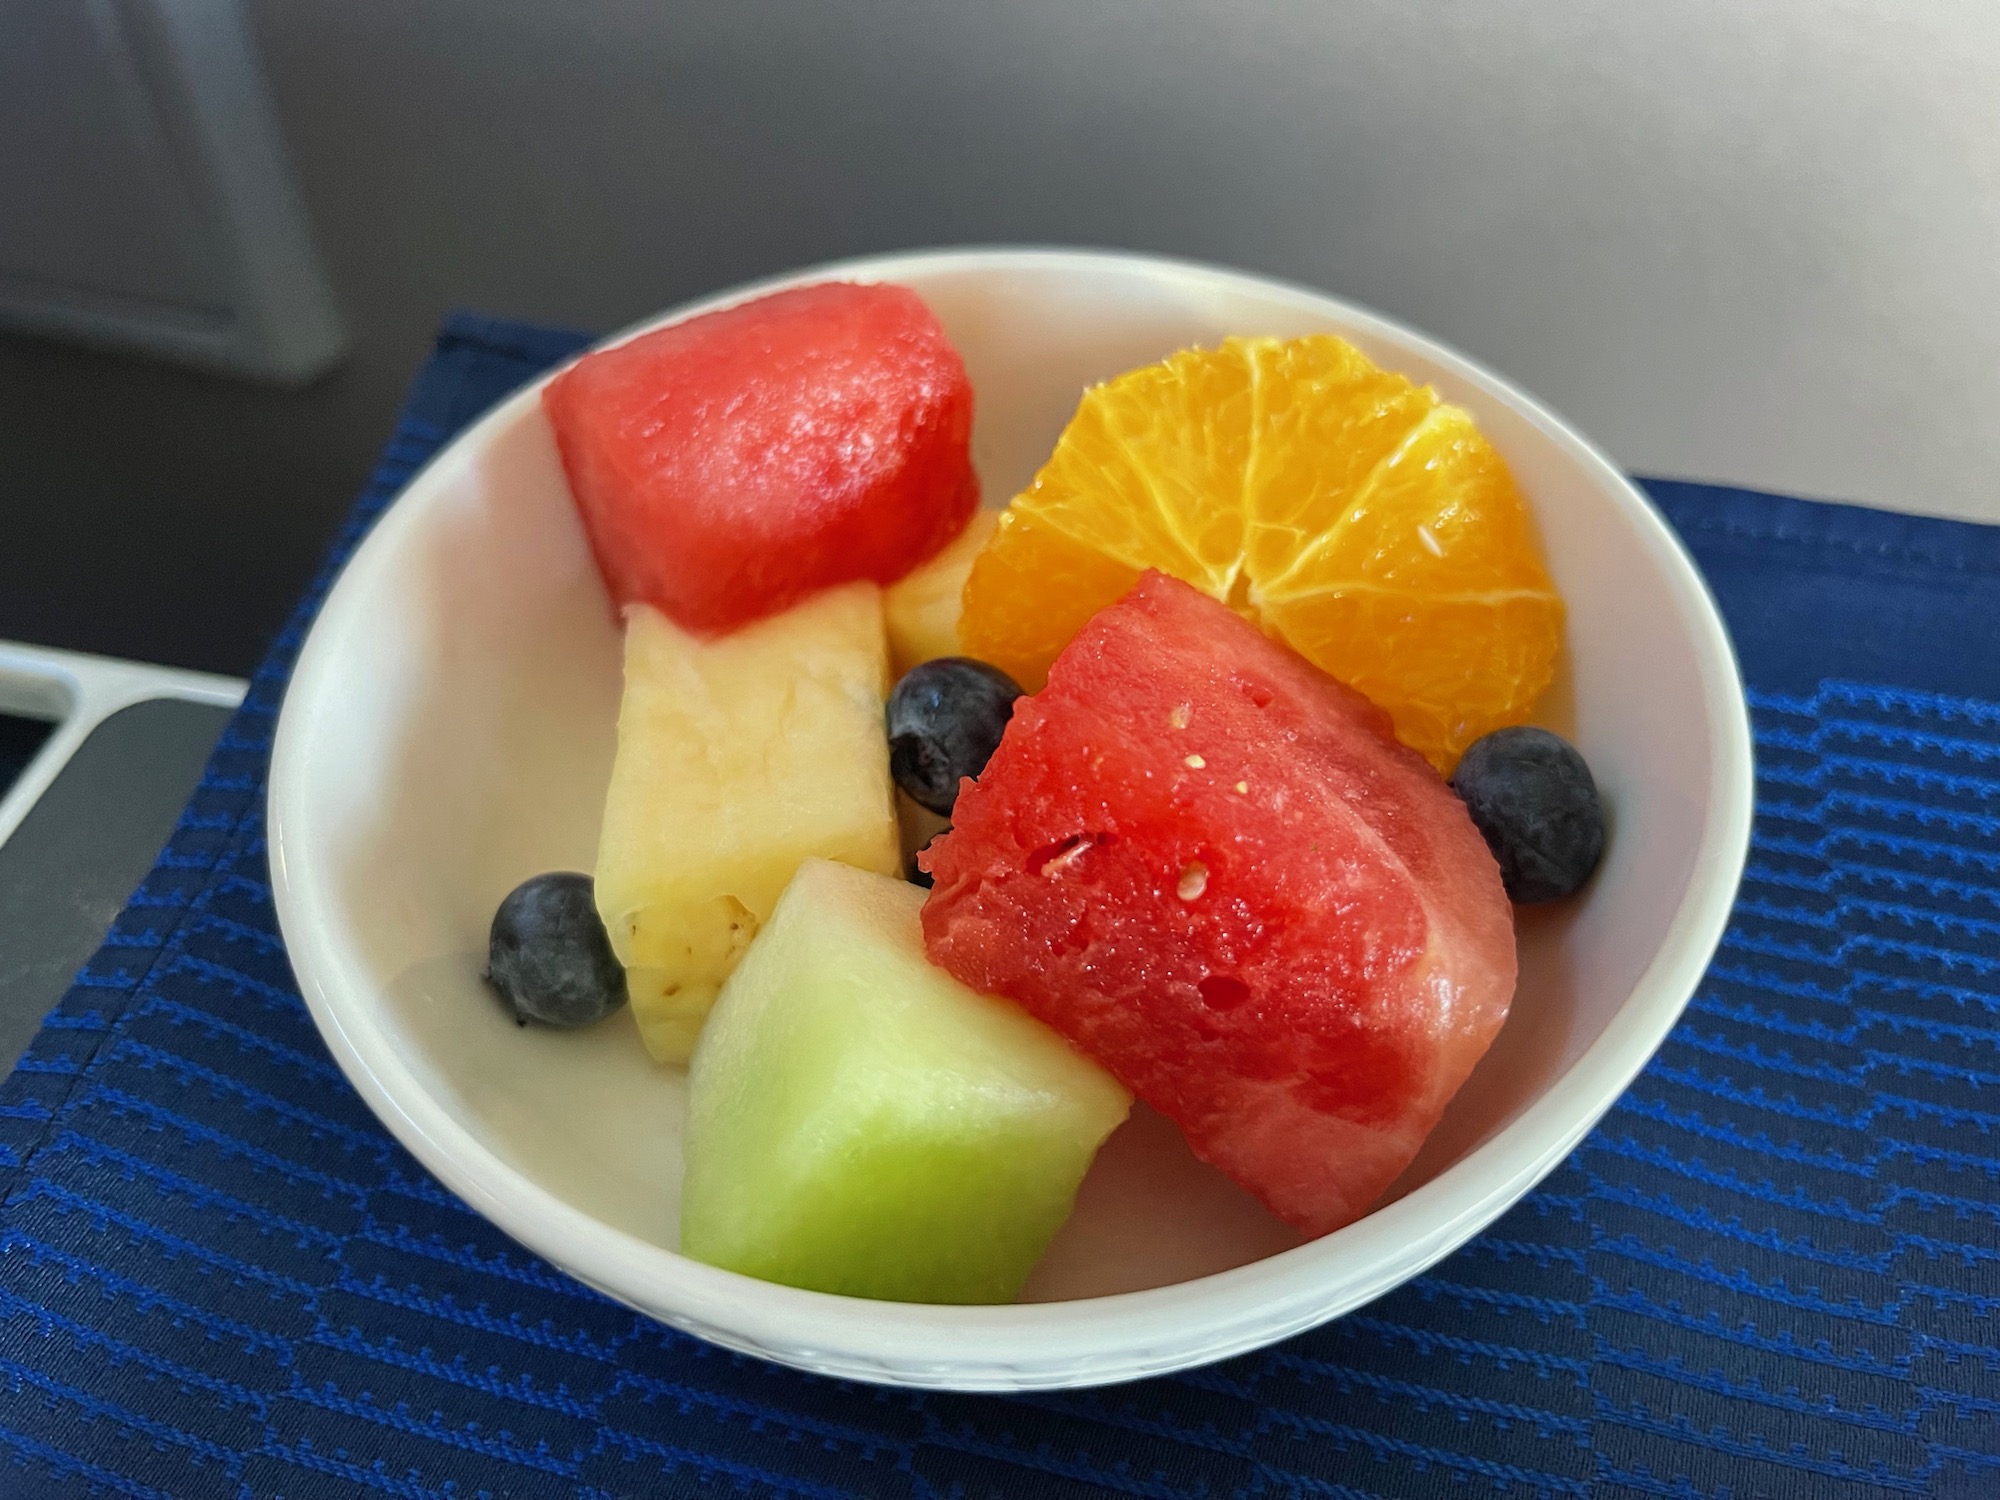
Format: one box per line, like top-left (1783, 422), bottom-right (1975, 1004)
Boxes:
top-left (484, 281), bottom-right (1607, 1304)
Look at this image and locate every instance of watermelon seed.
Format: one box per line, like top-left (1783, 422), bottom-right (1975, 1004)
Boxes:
top-left (1185, 754), bottom-right (1206, 769)
top-left (1235, 781), bottom-right (1249, 794)
top-left (1197, 974), bottom-right (1252, 1012)
top-left (1030, 833), bottom-right (1103, 878)
top-left (1169, 704), bottom-right (1191, 729)
top-left (1177, 862), bottom-right (1209, 901)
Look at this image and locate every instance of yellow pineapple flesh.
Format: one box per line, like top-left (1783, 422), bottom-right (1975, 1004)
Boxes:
top-left (594, 583), bottom-right (902, 1062)
top-left (883, 510), bottom-right (997, 677)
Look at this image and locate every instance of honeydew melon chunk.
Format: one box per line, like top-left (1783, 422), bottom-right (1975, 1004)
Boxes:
top-left (680, 858), bottom-right (1131, 1303)
top-left (594, 585), bottom-right (901, 1063)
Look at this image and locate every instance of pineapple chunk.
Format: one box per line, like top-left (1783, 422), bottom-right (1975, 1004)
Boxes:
top-left (883, 509), bottom-right (997, 677)
top-left (594, 583), bottom-right (901, 1062)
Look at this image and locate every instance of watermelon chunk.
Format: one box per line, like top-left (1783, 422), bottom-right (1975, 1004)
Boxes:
top-left (544, 282), bottom-right (977, 633)
top-left (920, 572), bottom-right (1516, 1237)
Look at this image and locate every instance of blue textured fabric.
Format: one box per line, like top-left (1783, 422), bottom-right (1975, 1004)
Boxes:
top-left (2, 314), bottom-right (1995, 1500)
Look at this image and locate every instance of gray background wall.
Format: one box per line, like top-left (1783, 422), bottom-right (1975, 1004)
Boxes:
top-left (4, 0), bottom-right (1997, 676)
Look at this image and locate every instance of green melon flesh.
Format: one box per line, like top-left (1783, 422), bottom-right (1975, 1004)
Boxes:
top-left (680, 858), bottom-right (1130, 1303)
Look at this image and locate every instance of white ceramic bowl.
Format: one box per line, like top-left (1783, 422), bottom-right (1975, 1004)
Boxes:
top-left (269, 248), bottom-right (1752, 1391)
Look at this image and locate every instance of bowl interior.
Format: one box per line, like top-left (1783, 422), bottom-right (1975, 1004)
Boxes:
top-left (277, 253), bottom-right (1734, 1311)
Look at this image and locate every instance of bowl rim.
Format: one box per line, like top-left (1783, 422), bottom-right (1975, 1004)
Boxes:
top-left (267, 245), bottom-right (1755, 1389)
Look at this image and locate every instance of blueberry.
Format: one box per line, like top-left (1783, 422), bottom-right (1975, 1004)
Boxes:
top-left (887, 658), bottom-right (1023, 816)
top-left (486, 872), bottom-right (629, 1026)
top-left (1450, 727), bottom-right (1605, 904)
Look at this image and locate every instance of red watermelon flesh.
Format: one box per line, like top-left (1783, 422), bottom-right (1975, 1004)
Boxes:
top-left (920, 572), bottom-right (1516, 1237)
top-left (543, 281), bottom-right (977, 633)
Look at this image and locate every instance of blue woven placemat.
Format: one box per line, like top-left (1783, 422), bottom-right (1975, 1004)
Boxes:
top-left (2, 314), bottom-right (1995, 1499)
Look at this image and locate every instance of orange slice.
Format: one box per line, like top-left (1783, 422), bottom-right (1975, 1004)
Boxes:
top-left (960, 335), bottom-right (1563, 770)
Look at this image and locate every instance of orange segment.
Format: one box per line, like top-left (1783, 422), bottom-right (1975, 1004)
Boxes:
top-left (961, 511), bottom-right (1142, 691)
top-left (958, 335), bottom-right (1563, 770)
top-left (1240, 335), bottom-right (1436, 584)
top-left (1259, 593), bottom-right (1564, 775)
top-left (1009, 345), bottom-right (1252, 594)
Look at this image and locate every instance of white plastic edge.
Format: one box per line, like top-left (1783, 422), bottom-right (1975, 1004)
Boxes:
top-left (0, 640), bottom-right (247, 852)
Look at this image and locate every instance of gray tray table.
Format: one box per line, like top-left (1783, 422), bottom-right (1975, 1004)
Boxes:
top-left (0, 641), bottom-right (244, 1071)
